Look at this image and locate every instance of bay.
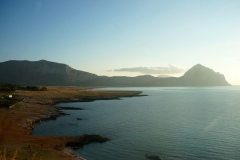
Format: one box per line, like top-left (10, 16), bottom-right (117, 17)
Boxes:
top-left (32, 86), bottom-right (240, 160)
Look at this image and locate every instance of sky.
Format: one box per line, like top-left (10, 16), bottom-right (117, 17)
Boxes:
top-left (0, 0), bottom-right (240, 84)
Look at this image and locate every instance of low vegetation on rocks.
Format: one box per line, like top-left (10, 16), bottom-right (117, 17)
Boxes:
top-left (0, 95), bottom-right (22, 108)
top-left (0, 84), bottom-right (47, 108)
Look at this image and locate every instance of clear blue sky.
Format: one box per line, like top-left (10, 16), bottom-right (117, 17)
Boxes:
top-left (1, 0), bottom-right (240, 84)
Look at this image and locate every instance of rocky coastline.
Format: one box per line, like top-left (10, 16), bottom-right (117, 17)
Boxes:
top-left (0, 86), bottom-right (144, 159)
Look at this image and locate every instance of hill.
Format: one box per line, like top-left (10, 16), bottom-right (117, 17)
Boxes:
top-left (0, 60), bottom-right (97, 85)
top-left (178, 64), bottom-right (230, 86)
top-left (0, 60), bottom-right (230, 86)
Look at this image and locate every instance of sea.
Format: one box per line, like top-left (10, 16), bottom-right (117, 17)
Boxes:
top-left (32, 86), bottom-right (240, 160)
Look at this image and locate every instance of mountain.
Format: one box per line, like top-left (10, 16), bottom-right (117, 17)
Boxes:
top-left (0, 60), bottom-right (97, 85)
top-left (0, 60), bottom-right (230, 86)
top-left (83, 64), bottom-right (230, 87)
top-left (178, 64), bottom-right (230, 86)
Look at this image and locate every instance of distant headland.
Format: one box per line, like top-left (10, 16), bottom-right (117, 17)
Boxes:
top-left (0, 60), bottom-right (230, 86)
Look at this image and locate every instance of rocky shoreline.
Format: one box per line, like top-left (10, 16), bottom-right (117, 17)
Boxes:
top-left (23, 104), bottom-right (110, 158)
top-left (23, 106), bottom-right (68, 135)
top-left (0, 87), bottom-right (144, 160)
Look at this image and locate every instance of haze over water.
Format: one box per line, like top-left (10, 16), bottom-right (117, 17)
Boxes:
top-left (33, 86), bottom-right (240, 160)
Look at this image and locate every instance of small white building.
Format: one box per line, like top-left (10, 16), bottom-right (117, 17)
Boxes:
top-left (9, 95), bottom-right (12, 98)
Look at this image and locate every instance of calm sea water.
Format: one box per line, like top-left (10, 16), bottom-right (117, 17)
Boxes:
top-left (33, 87), bottom-right (240, 160)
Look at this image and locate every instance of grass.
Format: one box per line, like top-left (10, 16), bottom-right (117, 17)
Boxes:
top-left (0, 148), bottom-right (37, 160)
top-left (0, 96), bottom-right (23, 108)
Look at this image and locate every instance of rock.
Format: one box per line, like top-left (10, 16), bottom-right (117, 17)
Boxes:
top-left (145, 154), bottom-right (161, 160)
top-left (65, 134), bottom-right (110, 150)
top-left (60, 107), bottom-right (84, 110)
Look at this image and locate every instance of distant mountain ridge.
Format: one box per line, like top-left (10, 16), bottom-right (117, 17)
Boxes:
top-left (0, 60), bottom-right (97, 85)
top-left (0, 60), bottom-right (230, 86)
